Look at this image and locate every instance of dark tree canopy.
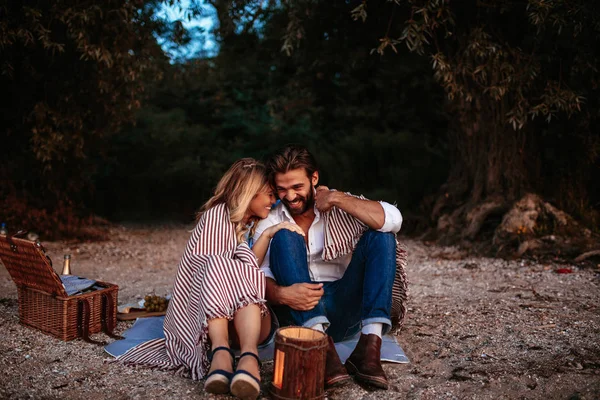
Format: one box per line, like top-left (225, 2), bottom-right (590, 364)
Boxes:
top-left (368, 0), bottom-right (600, 234)
top-left (1, 0), bottom-right (597, 257)
top-left (89, 0), bottom-right (448, 223)
top-left (0, 1), bottom-right (166, 237)
top-left (279, 0), bottom-right (600, 250)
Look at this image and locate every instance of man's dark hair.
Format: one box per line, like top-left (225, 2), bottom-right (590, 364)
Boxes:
top-left (265, 144), bottom-right (319, 186)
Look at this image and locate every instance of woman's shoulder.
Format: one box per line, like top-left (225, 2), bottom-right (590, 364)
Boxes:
top-left (200, 203), bottom-right (229, 220)
top-left (188, 203), bottom-right (235, 250)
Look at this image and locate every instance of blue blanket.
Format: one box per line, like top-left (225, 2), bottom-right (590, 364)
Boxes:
top-left (105, 316), bottom-right (409, 364)
top-left (60, 275), bottom-right (97, 296)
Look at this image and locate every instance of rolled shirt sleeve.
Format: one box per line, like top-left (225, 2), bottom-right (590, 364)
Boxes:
top-left (378, 201), bottom-right (403, 233)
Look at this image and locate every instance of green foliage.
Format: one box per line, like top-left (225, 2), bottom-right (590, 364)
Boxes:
top-left (389, 0), bottom-right (595, 130)
top-left (0, 0), bottom-right (453, 235)
top-left (338, 0), bottom-right (600, 228)
top-left (90, 1), bottom-right (448, 222)
top-left (266, 1), bottom-right (449, 210)
top-left (0, 1), bottom-right (166, 237)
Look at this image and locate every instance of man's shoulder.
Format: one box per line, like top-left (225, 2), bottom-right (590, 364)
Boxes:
top-left (335, 189), bottom-right (366, 200)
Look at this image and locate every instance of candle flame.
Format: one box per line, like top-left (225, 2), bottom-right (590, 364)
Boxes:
top-left (273, 349), bottom-right (285, 388)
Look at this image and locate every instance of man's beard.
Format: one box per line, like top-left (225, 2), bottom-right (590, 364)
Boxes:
top-left (282, 184), bottom-right (315, 215)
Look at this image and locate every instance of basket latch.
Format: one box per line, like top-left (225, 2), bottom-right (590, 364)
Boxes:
top-left (7, 230), bottom-right (29, 253)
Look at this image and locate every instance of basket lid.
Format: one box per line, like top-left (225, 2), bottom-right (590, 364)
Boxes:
top-left (0, 235), bottom-right (67, 297)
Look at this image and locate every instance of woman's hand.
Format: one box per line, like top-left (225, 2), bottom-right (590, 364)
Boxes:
top-left (252, 222), bottom-right (305, 266)
top-left (264, 222), bottom-right (305, 239)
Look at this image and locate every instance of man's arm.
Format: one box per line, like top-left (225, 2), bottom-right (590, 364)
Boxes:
top-left (314, 186), bottom-right (402, 232)
top-left (265, 277), bottom-right (324, 310)
top-left (314, 186), bottom-right (383, 230)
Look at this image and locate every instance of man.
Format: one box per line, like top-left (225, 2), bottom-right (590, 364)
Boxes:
top-left (253, 145), bottom-right (404, 390)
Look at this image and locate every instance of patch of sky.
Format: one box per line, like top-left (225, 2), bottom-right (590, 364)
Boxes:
top-left (158, 0), bottom-right (218, 62)
top-left (158, 0), bottom-right (276, 62)
top-left (232, 1), bottom-right (269, 38)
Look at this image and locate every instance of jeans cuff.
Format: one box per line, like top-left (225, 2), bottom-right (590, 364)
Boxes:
top-left (302, 316), bottom-right (330, 330)
top-left (362, 317), bottom-right (392, 335)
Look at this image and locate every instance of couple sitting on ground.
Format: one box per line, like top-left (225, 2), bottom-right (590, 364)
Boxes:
top-left (118, 145), bottom-right (408, 399)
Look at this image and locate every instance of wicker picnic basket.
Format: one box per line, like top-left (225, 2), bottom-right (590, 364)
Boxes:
top-left (0, 233), bottom-right (119, 342)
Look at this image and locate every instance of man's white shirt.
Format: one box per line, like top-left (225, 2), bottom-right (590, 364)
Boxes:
top-left (253, 198), bottom-right (402, 282)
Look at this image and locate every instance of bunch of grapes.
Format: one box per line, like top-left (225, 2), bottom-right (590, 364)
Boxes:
top-left (144, 295), bottom-right (169, 312)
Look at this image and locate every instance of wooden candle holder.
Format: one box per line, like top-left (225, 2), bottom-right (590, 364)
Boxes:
top-left (270, 326), bottom-right (328, 400)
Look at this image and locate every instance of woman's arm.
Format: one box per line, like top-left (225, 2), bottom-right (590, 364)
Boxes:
top-left (251, 222), bottom-right (305, 265)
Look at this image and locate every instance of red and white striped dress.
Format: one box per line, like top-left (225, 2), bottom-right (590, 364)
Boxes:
top-left (118, 203), bottom-right (267, 380)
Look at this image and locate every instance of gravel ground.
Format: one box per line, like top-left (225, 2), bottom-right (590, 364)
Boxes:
top-left (1, 223), bottom-right (599, 400)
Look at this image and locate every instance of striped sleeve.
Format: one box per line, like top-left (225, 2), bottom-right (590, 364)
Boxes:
top-left (322, 191), bottom-right (409, 331)
top-left (322, 192), bottom-right (368, 261)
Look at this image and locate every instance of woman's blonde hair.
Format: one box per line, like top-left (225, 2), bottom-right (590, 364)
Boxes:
top-left (197, 158), bottom-right (269, 244)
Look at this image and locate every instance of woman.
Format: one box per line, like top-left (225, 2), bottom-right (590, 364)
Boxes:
top-left (118, 158), bottom-right (303, 400)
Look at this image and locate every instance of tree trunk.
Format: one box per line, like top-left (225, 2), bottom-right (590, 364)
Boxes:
top-left (211, 0), bottom-right (236, 43)
top-left (428, 96), bottom-right (600, 258)
top-left (431, 96), bottom-right (528, 244)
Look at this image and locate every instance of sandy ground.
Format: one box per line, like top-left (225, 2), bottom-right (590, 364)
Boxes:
top-left (0, 223), bottom-right (599, 400)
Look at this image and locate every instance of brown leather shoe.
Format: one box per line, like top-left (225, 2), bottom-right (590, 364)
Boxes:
top-left (325, 335), bottom-right (351, 388)
top-left (345, 333), bottom-right (388, 389)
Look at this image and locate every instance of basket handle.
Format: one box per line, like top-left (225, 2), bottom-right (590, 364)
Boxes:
top-left (101, 293), bottom-right (123, 340)
top-left (11, 230), bottom-right (28, 239)
top-left (77, 299), bottom-right (106, 345)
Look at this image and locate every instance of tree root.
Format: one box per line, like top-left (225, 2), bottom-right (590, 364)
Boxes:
top-left (432, 192), bottom-right (600, 259)
top-left (493, 193), bottom-right (598, 258)
top-left (463, 196), bottom-right (507, 240)
top-left (574, 250), bottom-right (600, 263)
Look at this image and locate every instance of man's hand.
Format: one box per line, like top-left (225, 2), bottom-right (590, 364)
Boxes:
top-left (315, 186), bottom-right (340, 213)
top-left (280, 282), bottom-right (324, 310)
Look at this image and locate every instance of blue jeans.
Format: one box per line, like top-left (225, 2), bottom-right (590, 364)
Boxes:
top-left (269, 229), bottom-right (396, 342)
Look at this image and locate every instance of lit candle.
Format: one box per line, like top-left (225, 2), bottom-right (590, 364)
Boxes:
top-left (273, 349), bottom-right (285, 388)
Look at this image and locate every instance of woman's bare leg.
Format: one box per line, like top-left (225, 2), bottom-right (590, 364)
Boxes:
top-left (207, 318), bottom-right (233, 374)
top-left (229, 308), bottom-right (272, 349)
top-left (233, 304), bottom-right (263, 379)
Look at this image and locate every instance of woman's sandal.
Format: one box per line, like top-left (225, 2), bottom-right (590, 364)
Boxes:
top-left (230, 352), bottom-right (261, 400)
top-left (204, 346), bottom-right (235, 394)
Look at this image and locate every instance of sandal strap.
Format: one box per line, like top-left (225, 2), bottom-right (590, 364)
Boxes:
top-left (208, 346), bottom-right (235, 362)
top-left (233, 369), bottom-right (260, 385)
top-left (206, 369), bottom-right (234, 380)
top-left (238, 351), bottom-right (262, 368)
